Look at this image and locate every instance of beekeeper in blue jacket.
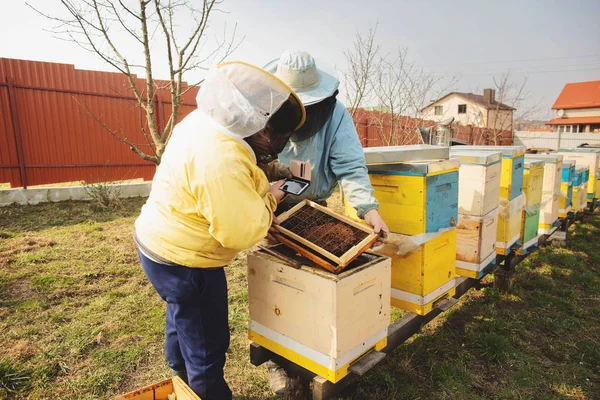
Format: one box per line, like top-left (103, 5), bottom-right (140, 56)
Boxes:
top-left (262, 50), bottom-right (389, 395)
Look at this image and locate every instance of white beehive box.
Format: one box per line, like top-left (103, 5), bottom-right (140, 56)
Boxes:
top-left (449, 150), bottom-right (502, 216)
top-left (247, 247), bottom-right (391, 383)
top-left (456, 209), bottom-right (498, 278)
top-left (525, 154), bottom-right (563, 234)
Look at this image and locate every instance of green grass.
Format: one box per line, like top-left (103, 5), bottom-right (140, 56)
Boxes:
top-left (1, 196), bottom-right (599, 399)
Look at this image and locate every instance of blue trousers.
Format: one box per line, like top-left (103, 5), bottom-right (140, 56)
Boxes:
top-left (138, 250), bottom-right (232, 400)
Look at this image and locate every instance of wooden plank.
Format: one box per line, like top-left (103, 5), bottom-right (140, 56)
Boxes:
top-left (250, 342), bottom-right (272, 366)
top-left (338, 234), bottom-right (379, 265)
top-left (348, 350), bottom-right (386, 376)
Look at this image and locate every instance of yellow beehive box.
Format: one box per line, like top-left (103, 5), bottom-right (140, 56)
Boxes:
top-left (559, 181), bottom-right (573, 218)
top-left (526, 154), bottom-right (563, 234)
top-left (344, 159), bottom-right (459, 235)
top-left (247, 248), bottom-right (390, 383)
top-left (558, 148), bottom-right (600, 199)
top-left (496, 195), bottom-right (524, 255)
top-left (374, 229), bottom-right (456, 315)
top-left (572, 185), bottom-right (582, 213)
top-left (451, 145), bottom-right (525, 201)
top-left (449, 150), bottom-right (502, 216)
top-left (523, 160), bottom-right (545, 207)
top-left (456, 209), bottom-right (498, 278)
top-left (597, 170), bottom-right (600, 202)
top-left (113, 377), bottom-right (199, 400)
top-left (576, 184), bottom-right (587, 212)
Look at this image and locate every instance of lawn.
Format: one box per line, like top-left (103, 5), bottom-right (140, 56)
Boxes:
top-left (0, 196), bottom-right (598, 399)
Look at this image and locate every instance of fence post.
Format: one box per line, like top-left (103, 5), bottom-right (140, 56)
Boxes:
top-left (557, 131), bottom-right (562, 150)
top-left (6, 75), bottom-right (27, 189)
top-left (365, 117), bottom-right (369, 148)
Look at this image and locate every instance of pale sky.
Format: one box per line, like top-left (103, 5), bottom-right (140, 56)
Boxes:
top-left (2, 0), bottom-right (599, 120)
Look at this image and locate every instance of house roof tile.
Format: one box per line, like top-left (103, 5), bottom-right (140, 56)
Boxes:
top-left (552, 80), bottom-right (600, 110)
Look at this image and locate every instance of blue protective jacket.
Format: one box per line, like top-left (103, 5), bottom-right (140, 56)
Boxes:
top-left (278, 102), bottom-right (379, 218)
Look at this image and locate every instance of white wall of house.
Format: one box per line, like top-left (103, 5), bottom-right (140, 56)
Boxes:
top-left (422, 94), bottom-right (489, 128)
top-left (487, 109), bottom-right (513, 131)
top-left (554, 107), bottom-right (600, 118)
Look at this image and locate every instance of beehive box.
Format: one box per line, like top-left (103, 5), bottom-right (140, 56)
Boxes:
top-left (345, 159), bottom-right (459, 235)
top-left (558, 148), bottom-right (600, 200)
top-left (573, 185), bottom-right (585, 212)
top-left (573, 166), bottom-right (588, 212)
top-left (373, 229), bottom-right (456, 315)
top-left (247, 247), bottom-right (390, 383)
top-left (496, 196), bottom-right (524, 255)
top-left (523, 160), bottom-right (545, 207)
top-left (449, 150), bottom-right (502, 216)
top-left (113, 377), bottom-right (199, 400)
top-left (579, 183), bottom-right (588, 211)
top-left (559, 161), bottom-right (576, 217)
top-left (451, 145), bottom-right (525, 201)
top-left (596, 170), bottom-right (600, 202)
top-left (521, 208), bottom-right (541, 251)
top-left (455, 209), bottom-right (498, 278)
top-left (525, 154), bottom-right (563, 234)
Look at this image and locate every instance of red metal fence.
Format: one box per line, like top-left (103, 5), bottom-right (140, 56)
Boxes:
top-left (352, 109), bottom-right (513, 148)
top-left (1, 58), bottom-right (512, 189)
top-left (0, 58), bottom-right (197, 188)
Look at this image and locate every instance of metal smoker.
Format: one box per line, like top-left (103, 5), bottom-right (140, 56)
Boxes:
top-left (418, 117), bottom-right (465, 146)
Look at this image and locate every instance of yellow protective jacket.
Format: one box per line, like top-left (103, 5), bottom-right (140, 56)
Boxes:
top-left (135, 110), bottom-right (277, 268)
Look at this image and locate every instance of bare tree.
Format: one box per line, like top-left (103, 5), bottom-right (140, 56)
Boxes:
top-left (342, 26), bottom-right (458, 146)
top-left (369, 49), bottom-right (455, 146)
top-left (342, 24), bottom-right (380, 119)
top-left (30, 0), bottom-right (242, 164)
top-left (485, 72), bottom-right (542, 145)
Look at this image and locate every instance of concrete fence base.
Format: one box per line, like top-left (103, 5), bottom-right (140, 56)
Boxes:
top-left (0, 182), bottom-right (152, 207)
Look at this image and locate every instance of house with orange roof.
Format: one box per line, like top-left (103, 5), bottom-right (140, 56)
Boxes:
top-left (546, 80), bottom-right (600, 133)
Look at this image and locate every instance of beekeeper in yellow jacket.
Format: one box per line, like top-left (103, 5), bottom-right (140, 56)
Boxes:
top-left (134, 61), bottom-right (305, 400)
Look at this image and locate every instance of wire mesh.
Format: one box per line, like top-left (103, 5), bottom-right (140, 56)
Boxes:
top-left (280, 205), bottom-right (369, 257)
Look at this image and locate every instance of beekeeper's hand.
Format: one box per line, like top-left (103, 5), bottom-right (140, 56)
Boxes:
top-left (266, 216), bottom-right (281, 245)
top-left (364, 209), bottom-right (389, 247)
top-left (268, 180), bottom-right (287, 203)
top-left (260, 160), bottom-right (293, 182)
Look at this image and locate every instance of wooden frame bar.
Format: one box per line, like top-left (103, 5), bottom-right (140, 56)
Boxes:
top-left (274, 200), bottom-right (379, 272)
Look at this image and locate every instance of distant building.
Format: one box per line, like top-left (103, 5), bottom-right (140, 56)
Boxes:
top-left (421, 89), bottom-right (515, 130)
top-left (546, 80), bottom-right (600, 133)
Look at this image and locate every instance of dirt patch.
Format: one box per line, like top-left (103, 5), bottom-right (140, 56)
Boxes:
top-left (0, 236), bottom-right (56, 264)
top-left (7, 340), bottom-right (37, 361)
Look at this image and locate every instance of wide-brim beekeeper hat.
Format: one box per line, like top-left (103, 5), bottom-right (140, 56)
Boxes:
top-left (196, 61), bottom-right (306, 139)
top-left (263, 50), bottom-right (340, 106)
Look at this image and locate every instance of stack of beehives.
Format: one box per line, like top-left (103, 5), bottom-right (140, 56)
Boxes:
top-left (345, 145), bottom-right (459, 315)
top-left (448, 146), bottom-right (526, 256)
top-left (525, 154), bottom-right (563, 235)
top-left (449, 150), bottom-right (502, 279)
top-left (558, 148), bottom-right (600, 208)
top-left (573, 166), bottom-right (589, 213)
top-left (559, 160), bottom-right (576, 218)
top-left (518, 160), bottom-right (545, 253)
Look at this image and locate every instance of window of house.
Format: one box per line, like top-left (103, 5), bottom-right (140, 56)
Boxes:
top-left (458, 104), bottom-right (467, 114)
top-left (558, 125), bottom-right (574, 133)
top-left (435, 105), bottom-right (443, 115)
